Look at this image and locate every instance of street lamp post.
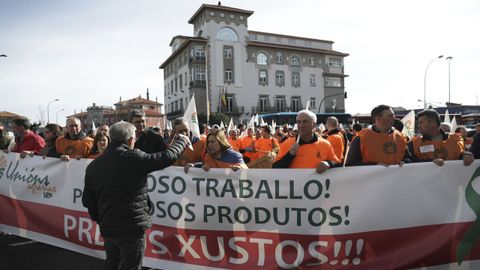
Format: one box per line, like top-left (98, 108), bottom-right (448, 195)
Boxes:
top-left (423, 55), bottom-right (443, 109)
top-left (47, 98), bottom-right (59, 124)
top-left (56, 108), bottom-right (65, 124)
top-left (446, 56), bottom-right (453, 104)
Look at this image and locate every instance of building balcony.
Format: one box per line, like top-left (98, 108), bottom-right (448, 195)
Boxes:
top-left (217, 106), bottom-right (245, 114)
top-left (166, 109), bottom-right (185, 120)
top-left (189, 80), bottom-right (206, 88)
top-left (189, 56), bottom-right (206, 65)
top-left (252, 106), bottom-right (303, 114)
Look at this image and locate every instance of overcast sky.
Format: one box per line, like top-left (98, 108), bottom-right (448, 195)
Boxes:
top-left (1, 0), bottom-right (479, 124)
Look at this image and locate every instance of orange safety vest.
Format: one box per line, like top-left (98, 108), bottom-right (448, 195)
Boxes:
top-left (326, 133), bottom-right (345, 162)
top-left (276, 137), bottom-right (340, 168)
top-left (241, 136), bottom-right (256, 159)
top-left (173, 139), bottom-right (206, 166)
top-left (358, 128), bottom-right (407, 165)
top-left (412, 133), bottom-right (464, 160)
top-left (255, 137), bottom-right (279, 159)
top-left (55, 136), bottom-right (94, 158)
top-left (228, 138), bottom-right (243, 152)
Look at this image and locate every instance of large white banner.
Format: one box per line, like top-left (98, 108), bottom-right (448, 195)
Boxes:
top-left (1, 152), bottom-right (480, 269)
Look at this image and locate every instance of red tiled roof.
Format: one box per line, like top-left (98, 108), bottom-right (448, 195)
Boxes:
top-left (0, 111), bottom-right (25, 118)
top-left (115, 97), bottom-right (162, 106)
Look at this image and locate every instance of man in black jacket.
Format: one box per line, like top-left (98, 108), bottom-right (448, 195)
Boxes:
top-left (82, 121), bottom-right (188, 270)
top-left (128, 109), bottom-right (167, 153)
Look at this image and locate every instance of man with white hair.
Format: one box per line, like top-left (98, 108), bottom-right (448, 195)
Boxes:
top-left (82, 121), bottom-right (189, 270)
top-left (56, 117), bottom-right (94, 160)
top-left (273, 110), bottom-right (339, 173)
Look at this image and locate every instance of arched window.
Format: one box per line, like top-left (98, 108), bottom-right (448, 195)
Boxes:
top-left (257, 53), bottom-right (268, 65)
top-left (216, 27), bottom-right (239, 42)
top-left (290, 56), bottom-right (299, 67)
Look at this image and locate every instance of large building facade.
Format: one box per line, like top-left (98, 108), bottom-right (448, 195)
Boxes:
top-left (160, 3), bottom-right (348, 123)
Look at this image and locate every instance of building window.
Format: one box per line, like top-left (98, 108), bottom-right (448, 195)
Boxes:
top-left (216, 27), bottom-right (239, 42)
top-left (325, 77), bottom-right (342, 87)
top-left (185, 97), bottom-right (188, 106)
top-left (239, 16), bottom-right (244, 20)
top-left (185, 72), bottom-right (188, 85)
top-left (275, 97), bottom-right (286, 112)
top-left (209, 12), bottom-right (215, 16)
top-left (292, 72), bottom-right (300, 87)
top-left (174, 101), bottom-right (179, 111)
top-left (309, 58), bottom-right (315, 66)
top-left (292, 97), bottom-right (300, 112)
top-left (195, 46), bottom-right (205, 59)
top-left (289, 39), bottom-right (296, 45)
top-left (275, 36), bottom-right (281, 43)
top-left (276, 52), bottom-right (283, 63)
top-left (328, 57), bottom-right (342, 68)
top-left (264, 35), bottom-right (270, 41)
top-left (170, 81), bottom-right (174, 93)
top-left (179, 75), bottom-right (183, 90)
top-left (226, 96), bottom-right (233, 112)
top-left (192, 66), bottom-right (206, 81)
top-left (310, 97), bottom-right (316, 108)
top-left (225, 69), bottom-right (233, 82)
top-left (309, 74), bottom-right (316, 86)
top-left (249, 34), bottom-right (257, 41)
top-left (224, 47), bottom-right (232, 58)
top-left (305, 40), bottom-right (312, 47)
top-left (275, 71), bottom-right (284, 86)
top-left (175, 78), bottom-right (178, 92)
top-left (257, 53), bottom-right (268, 65)
top-left (290, 56), bottom-right (300, 67)
top-left (230, 14), bottom-right (235, 19)
top-left (259, 70), bottom-right (268, 85)
top-left (220, 13), bottom-right (225, 18)
top-left (180, 99), bottom-right (184, 110)
top-left (259, 96), bottom-right (268, 112)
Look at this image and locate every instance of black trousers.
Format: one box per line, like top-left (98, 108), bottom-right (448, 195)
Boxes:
top-left (103, 232), bottom-right (146, 270)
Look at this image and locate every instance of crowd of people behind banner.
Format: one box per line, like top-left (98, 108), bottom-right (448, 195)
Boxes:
top-left (1, 104), bottom-right (480, 171)
top-left (2, 104), bottom-right (480, 269)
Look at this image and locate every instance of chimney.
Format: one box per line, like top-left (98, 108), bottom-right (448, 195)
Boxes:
top-left (147, 88), bottom-right (150, 100)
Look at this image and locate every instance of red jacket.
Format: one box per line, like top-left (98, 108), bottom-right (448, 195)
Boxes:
top-left (13, 131), bottom-right (45, 154)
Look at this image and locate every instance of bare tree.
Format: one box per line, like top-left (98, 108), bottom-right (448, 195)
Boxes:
top-left (37, 106), bottom-right (46, 126)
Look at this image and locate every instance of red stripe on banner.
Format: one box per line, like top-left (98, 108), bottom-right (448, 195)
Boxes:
top-left (2, 194), bottom-right (480, 269)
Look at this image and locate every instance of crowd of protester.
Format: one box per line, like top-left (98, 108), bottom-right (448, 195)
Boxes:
top-left (2, 104), bottom-right (480, 172)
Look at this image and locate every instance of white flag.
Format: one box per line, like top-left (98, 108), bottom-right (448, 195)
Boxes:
top-left (227, 118), bottom-right (235, 134)
top-left (91, 120), bottom-right (96, 132)
top-left (318, 123), bottom-right (326, 133)
top-left (183, 94), bottom-right (200, 139)
top-left (451, 116), bottom-right (458, 132)
top-left (260, 117), bottom-right (265, 126)
top-left (248, 115), bottom-right (255, 130)
top-left (444, 110), bottom-right (450, 124)
top-left (305, 100), bottom-right (310, 111)
top-left (401, 110), bottom-right (415, 137)
top-left (254, 114), bottom-right (259, 125)
top-left (271, 120), bottom-right (276, 133)
top-left (220, 121), bottom-right (225, 130)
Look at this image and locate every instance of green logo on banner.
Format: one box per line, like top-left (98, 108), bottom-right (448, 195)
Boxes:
top-left (457, 166), bottom-right (480, 264)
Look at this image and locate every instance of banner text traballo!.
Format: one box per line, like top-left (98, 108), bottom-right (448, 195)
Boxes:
top-left (147, 172), bottom-right (350, 229)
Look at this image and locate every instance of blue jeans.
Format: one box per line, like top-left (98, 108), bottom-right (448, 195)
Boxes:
top-left (103, 232), bottom-right (146, 270)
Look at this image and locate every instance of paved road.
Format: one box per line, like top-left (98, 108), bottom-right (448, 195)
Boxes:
top-left (0, 234), bottom-right (103, 270)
